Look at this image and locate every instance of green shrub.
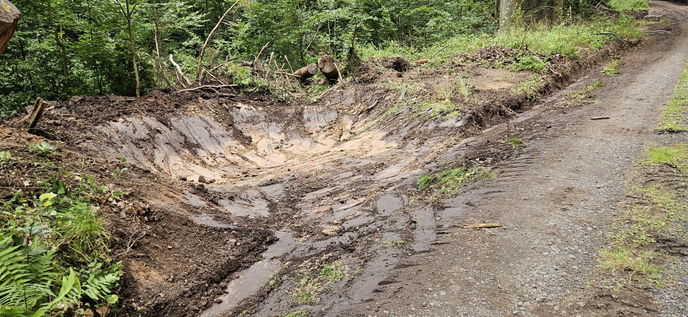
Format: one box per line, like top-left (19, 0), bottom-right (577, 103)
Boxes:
top-left (0, 176), bottom-right (122, 315)
top-left (510, 56), bottom-right (549, 73)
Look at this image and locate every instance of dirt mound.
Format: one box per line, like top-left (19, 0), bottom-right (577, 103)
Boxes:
top-left (473, 46), bottom-right (520, 63)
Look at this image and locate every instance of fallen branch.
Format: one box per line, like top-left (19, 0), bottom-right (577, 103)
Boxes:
top-left (201, 69), bottom-right (228, 85)
top-left (252, 42), bottom-right (270, 70)
top-left (115, 227), bottom-right (147, 258)
top-left (333, 61), bottom-right (343, 83)
top-left (177, 84), bottom-right (238, 93)
top-left (251, 66), bottom-right (301, 78)
top-left (169, 54), bottom-right (192, 88)
top-left (463, 223), bottom-right (503, 230)
top-left (590, 116), bottom-right (610, 120)
top-left (196, 0), bottom-right (240, 82)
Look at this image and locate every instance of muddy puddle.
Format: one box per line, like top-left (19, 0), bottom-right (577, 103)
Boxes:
top-left (202, 231), bottom-right (296, 317)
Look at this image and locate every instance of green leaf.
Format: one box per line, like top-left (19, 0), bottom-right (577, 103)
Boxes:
top-left (106, 294), bottom-right (118, 304)
top-left (38, 193), bottom-right (57, 207)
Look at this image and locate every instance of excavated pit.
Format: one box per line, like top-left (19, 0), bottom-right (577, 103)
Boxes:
top-left (10, 38), bottom-right (638, 315)
top-left (73, 88), bottom-right (475, 316)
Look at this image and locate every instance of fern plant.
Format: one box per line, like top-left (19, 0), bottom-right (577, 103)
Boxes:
top-left (0, 235), bottom-right (54, 312)
top-left (0, 235), bottom-right (121, 315)
top-left (79, 261), bottom-right (122, 305)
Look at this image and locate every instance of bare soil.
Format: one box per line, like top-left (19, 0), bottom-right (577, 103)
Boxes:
top-left (1, 2), bottom-right (687, 316)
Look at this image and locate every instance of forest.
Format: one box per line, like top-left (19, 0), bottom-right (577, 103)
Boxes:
top-left (0, 0), bottom-right (610, 116)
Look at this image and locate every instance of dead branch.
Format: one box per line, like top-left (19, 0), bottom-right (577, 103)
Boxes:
top-left (115, 227), bottom-right (147, 258)
top-left (202, 69), bottom-right (227, 85)
top-left (196, 0), bottom-right (240, 83)
top-left (253, 68), bottom-right (301, 78)
top-left (463, 223), bottom-right (504, 230)
top-left (333, 61), bottom-right (343, 83)
top-left (169, 54), bottom-right (192, 88)
top-left (252, 42), bottom-right (270, 70)
top-left (177, 84), bottom-right (238, 93)
top-left (284, 55), bottom-right (294, 72)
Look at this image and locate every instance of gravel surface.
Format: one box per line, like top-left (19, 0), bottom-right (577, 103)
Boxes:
top-left (342, 2), bottom-right (688, 316)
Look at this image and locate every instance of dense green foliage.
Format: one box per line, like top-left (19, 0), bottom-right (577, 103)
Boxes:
top-left (0, 0), bottom-right (616, 116)
top-left (0, 147), bottom-right (122, 315)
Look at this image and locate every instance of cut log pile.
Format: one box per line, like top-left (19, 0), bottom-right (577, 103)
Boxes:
top-left (288, 55), bottom-right (343, 84)
top-left (318, 55), bottom-right (340, 83)
top-left (293, 63), bottom-right (317, 82)
top-left (0, 0), bottom-right (20, 55)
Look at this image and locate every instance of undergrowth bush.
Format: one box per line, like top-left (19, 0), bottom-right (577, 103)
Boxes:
top-left (0, 174), bottom-right (122, 315)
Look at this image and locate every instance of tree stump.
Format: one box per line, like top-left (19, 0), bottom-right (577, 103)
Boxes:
top-left (0, 0), bottom-right (20, 55)
top-left (318, 55), bottom-right (340, 83)
top-left (380, 56), bottom-right (411, 72)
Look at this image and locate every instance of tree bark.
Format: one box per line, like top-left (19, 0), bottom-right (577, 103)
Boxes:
top-left (499, 0), bottom-right (517, 31)
top-left (318, 55), bottom-right (339, 83)
top-left (0, 0), bottom-right (20, 55)
top-left (293, 63), bottom-right (317, 82)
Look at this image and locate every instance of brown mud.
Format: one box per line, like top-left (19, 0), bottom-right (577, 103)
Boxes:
top-left (1, 2), bottom-right (685, 316)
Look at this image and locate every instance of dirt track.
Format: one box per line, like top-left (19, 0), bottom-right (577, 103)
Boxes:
top-left (4, 2), bottom-right (688, 316)
top-left (352, 2), bottom-right (688, 316)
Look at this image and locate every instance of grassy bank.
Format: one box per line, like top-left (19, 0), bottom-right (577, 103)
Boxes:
top-left (599, 143), bottom-right (688, 288)
top-left (609, 0), bottom-right (650, 11)
top-left (657, 63), bottom-right (688, 132)
top-left (360, 15), bottom-right (645, 63)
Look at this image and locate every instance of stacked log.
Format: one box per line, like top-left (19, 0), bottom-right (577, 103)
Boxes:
top-left (318, 55), bottom-right (340, 83)
top-left (293, 63), bottom-right (317, 82)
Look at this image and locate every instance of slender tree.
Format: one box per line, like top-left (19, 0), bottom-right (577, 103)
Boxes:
top-left (499, 0), bottom-right (517, 30)
top-left (115, 0), bottom-right (141, 97)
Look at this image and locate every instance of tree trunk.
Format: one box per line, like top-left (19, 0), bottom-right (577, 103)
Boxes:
top-left (0, 0), bottom-right (20, 55)
top-left (318, 55), bottom-right (339, 83)
top-left (293, 63), bottom-right (317, 82)
top-left (48, 0), bottom-right (69, 97)
top-left (499, 0), bottom-right (517, 31)
top-left (121, 0), bottom-right (141, 97)
top-left (554, 0), bottom-right (564, 23)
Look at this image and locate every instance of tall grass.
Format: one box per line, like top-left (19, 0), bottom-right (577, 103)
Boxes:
top-left (360, 15), bottom-right (645, 61)
top-left (608, 0), bottom-right (650, 11)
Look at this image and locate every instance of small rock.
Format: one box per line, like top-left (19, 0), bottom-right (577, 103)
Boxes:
top-left (322, 225), bottom-right (344, 236)
top-left (198, 176), bottom-right (208, 184)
